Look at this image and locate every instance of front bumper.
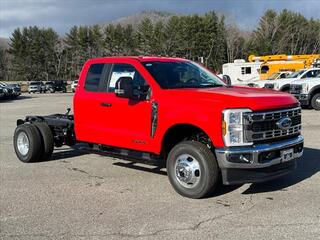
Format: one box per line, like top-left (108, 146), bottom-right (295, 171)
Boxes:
top-left (293, 94), bottom-right (309, 106)
top-left (215, 135), bottom-right (304, 185)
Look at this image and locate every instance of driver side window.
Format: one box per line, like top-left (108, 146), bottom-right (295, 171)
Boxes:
top-left (108, 64), bottom-right (148, 92)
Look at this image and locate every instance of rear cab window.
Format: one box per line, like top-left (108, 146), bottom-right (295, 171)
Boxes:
top-left (84, 64), bottom-right (106, 92)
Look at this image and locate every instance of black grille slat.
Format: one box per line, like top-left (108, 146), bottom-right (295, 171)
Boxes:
top-left (290, 84), bottom-right (302, 94)
top-left (244, 107), bottom-right (302, 143)
top-left (249, 115), bottom-right (301, 132)
top-left (264, 83), bottom-right (274, 89)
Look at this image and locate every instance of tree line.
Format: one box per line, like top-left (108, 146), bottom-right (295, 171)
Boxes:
top-left (0, 9), bottom-right (319, 82)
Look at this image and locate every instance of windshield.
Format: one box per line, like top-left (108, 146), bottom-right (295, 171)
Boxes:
top-left (266, 72), bottom-right (280, 80)
top-left (142, 61), bottom-right (225, 89)
top-left (287, 70), bottom-right (305, 78)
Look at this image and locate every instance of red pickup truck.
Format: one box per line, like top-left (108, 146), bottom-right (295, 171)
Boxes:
top-left (13, 57), bottom-right (304, 198)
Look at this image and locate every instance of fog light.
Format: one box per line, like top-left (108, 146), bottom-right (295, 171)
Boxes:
top-left (258, 151), bottom-right (279, 163)
top-left (227, 153), bottom-right (253, 164)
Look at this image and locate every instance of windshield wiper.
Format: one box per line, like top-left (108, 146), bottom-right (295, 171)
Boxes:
top-left (198, 83), bottom-right (225, 88)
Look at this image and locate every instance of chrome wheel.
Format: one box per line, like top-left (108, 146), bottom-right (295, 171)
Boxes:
top-left (315, 97), bottom-right (320, 106)
top-left (174, 154), bottom-right (201, 188)
top-left (17, 132), bottom-right (29, 156)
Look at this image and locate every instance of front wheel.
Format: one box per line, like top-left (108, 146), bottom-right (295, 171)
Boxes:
top-left (166, 141), bottom-right (219, 199)
top-left (311, 93), bottom-right (320, 110)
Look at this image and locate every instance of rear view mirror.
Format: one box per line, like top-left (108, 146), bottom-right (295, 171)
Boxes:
top-left (115, 77), bottom-right (134, 99)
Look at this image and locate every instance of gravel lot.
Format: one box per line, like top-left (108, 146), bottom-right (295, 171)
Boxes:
top-left (0, 93), bottom-right (319, 240)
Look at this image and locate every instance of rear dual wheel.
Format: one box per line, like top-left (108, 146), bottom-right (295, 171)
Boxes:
top-left (13, 123), bottom-right (54, 163)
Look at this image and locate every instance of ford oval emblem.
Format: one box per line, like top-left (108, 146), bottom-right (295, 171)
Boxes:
top-left (277, 117), bottom-right (292, 130)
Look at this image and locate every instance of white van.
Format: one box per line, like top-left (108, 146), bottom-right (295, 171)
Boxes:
top-left (222, 59), bottom-right (261, 85)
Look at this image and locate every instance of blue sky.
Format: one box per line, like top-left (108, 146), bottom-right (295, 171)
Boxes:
top-left (0, 0), bottom-right (319, 37)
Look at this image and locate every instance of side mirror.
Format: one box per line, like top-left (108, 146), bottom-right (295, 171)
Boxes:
top-left (115, 77), bottom-right (134, 99)
top-left (222, 75), bottom-right (231, 86)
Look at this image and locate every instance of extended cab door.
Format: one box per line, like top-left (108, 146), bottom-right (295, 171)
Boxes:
top-left (74, 62), bottom-right (113, 144)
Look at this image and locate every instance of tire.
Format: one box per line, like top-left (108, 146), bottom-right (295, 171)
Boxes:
top-left (13, 124), bottom-right (43, 163)
top-left (311, 93), bottom-right (320, 110)
top-left (33, 122), bottom-right (54, 160)
top-left (166, 141), bottom-right (219, 199)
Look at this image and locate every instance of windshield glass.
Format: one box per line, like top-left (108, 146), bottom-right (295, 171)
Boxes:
top-left (142, 61), bottom-right (225, 89)
top-left (266, 72), bottom-right (280, 80)
top-left (287, 70), bottom-right (305, 78)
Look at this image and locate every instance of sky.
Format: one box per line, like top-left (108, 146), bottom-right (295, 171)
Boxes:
top-left (0, 0), bottom-right (320, 38)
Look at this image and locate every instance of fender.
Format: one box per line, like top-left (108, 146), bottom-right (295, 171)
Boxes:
top-left (152, 102), bottom-right (223, 154)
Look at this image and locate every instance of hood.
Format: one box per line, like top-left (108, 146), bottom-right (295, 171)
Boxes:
top-left (264, 77), bottom-right (299, 85)
top-left (164, 86), bottom-right (298, 111)
top-left (290, 78), bottom-right (320, 85)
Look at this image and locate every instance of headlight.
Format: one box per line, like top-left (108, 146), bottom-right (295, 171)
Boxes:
top-left (3, 88), bottom-right (8, 93)
top-left (301, 83), bottom-right (308, 94)
top-left (222, 109), bottom-right (252, 146)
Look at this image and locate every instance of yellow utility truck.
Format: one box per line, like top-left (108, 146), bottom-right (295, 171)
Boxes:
top-left (249, 54), bottom-right (320, 80)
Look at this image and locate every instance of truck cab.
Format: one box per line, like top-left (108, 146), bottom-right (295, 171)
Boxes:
top-left (14, 57), bottom-right (304, 199)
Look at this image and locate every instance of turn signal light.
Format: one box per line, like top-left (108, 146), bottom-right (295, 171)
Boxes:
top-left (222, 120), bottom-right (226, 136)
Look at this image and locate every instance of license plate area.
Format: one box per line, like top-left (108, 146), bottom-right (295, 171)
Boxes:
top-left (281, 148), bottom-right (294, 162)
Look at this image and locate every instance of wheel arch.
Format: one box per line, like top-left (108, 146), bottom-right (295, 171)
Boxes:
top-left (309, 85), bottom-right (320, 98)
top-left (160, 123), bottom-right (214, 159)
top-left (280, 84), bottom-right (290, 92)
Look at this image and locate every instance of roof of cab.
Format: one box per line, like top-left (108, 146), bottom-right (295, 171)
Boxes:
top-left (89, 56), bottom-right (188, 62)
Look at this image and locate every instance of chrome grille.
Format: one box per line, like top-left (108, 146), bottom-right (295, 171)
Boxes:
top-left (290, 84), bottom-right (302, 94)
top-left (244, 107), bottom-right (302, 142)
